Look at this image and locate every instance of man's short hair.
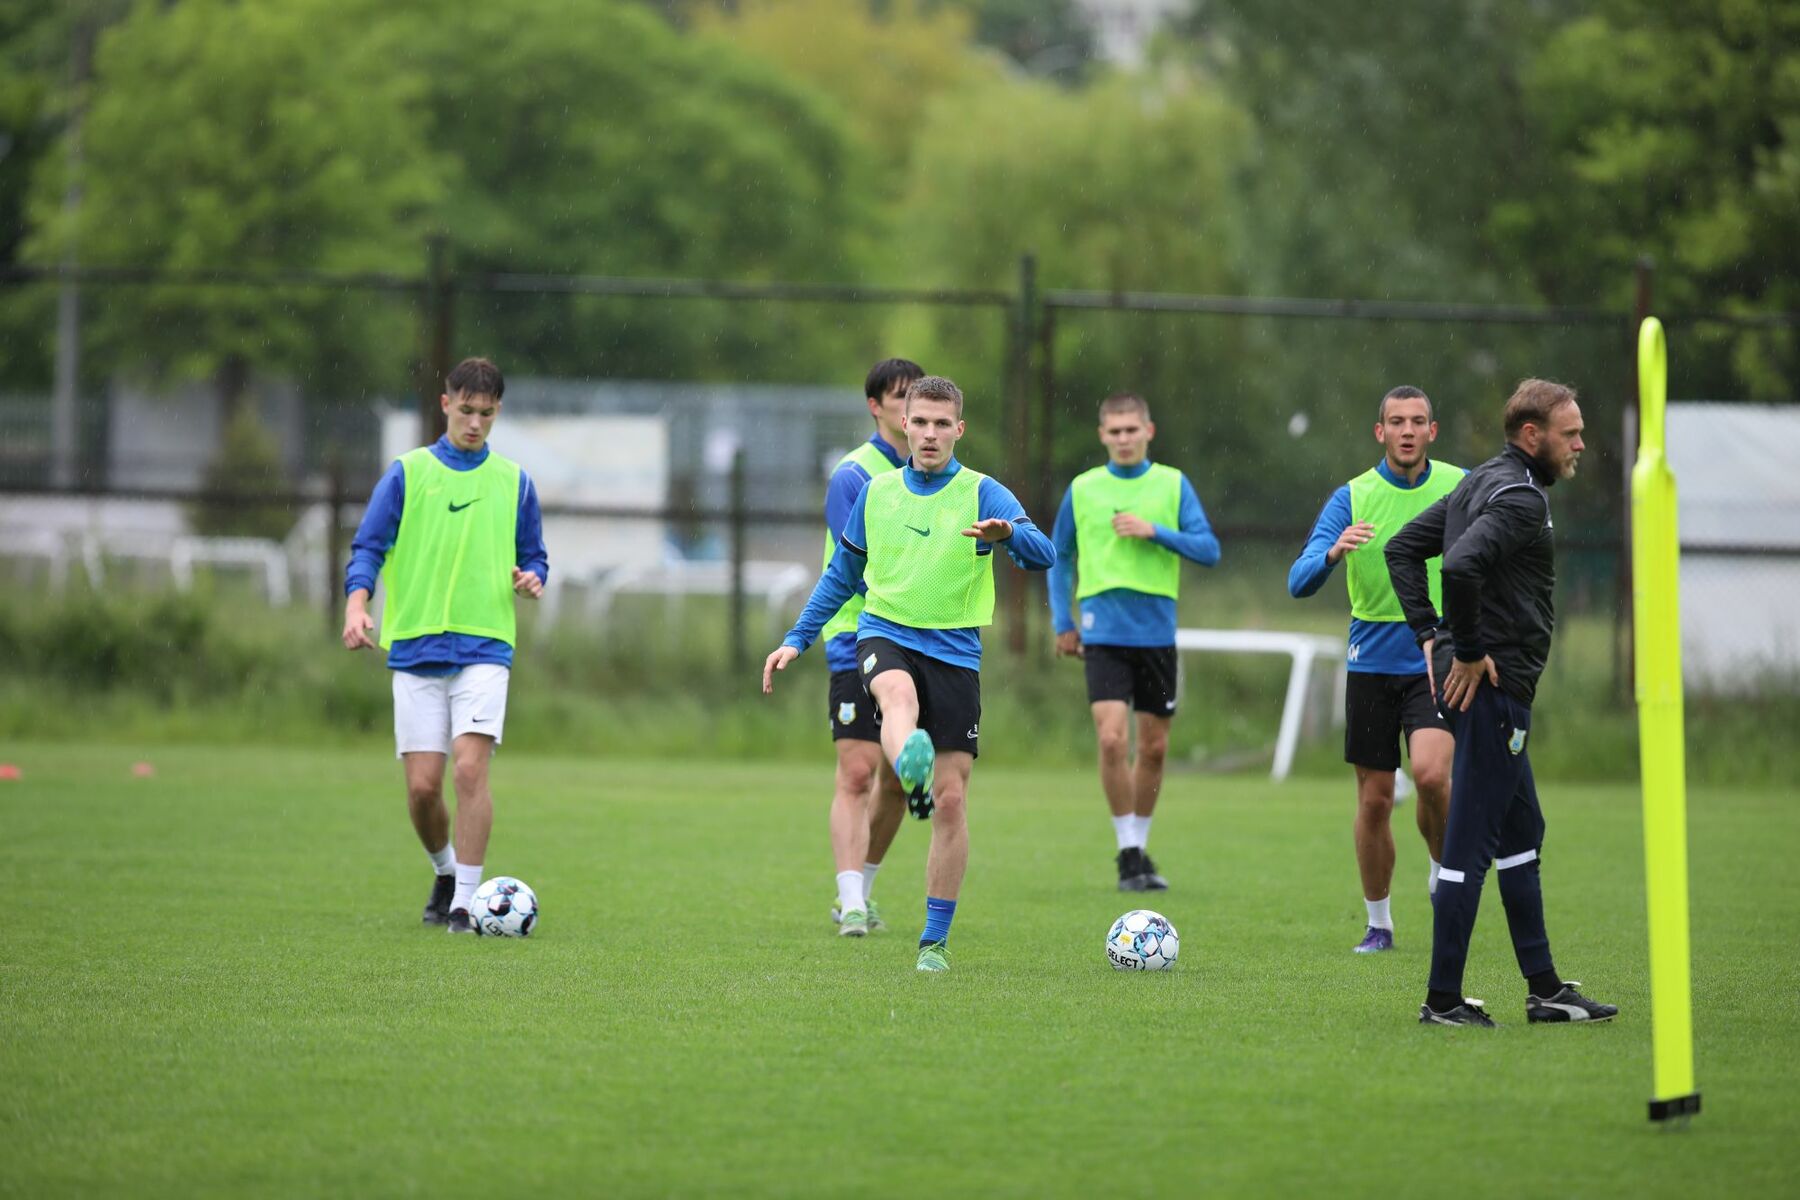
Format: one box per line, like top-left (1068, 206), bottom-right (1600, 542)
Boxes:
top-left (866, 357), bottom-right (924, 401)
top-left (1378, 385), bottom-right (1431, 422)
top-left (1098, 392), bottom-right (1152, 422)
top-left (447, 357), bottom-right (504, 400)
top-left (905, 375), bottom-right (963, 416)
top-left (1502, 379), bottom-right (1578, 439)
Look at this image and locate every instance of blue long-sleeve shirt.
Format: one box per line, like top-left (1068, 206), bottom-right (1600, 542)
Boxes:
top-left (783, 456), bottom-right (1055, 671)
top-left (822, 432), bottom-right (907, 673)
top-left (1287, 458), bottom-right (1440, 675)
top-left (1048, 460), bottom-right (1220, 647)
top-left (345, 435), bottom-right (549, 675)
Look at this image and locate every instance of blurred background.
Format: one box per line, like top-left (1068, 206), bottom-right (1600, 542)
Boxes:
top-left (2, 0), bottom-right (1795, 782)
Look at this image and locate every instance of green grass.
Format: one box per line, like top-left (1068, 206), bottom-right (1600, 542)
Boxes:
top-left (1, 744), bottom-right (1794, 1197)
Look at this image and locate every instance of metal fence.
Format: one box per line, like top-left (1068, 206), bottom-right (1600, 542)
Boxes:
top-left (2, 253), bottom-right (1796, 691)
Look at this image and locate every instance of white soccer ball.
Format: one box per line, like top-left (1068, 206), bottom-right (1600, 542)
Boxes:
top-left (470, 876), bottom-right (538, 938)
top-left (1106, 909), bottom-right (1178, 970)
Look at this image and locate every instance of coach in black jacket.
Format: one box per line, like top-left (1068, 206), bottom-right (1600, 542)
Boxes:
top-left (1385, 379), bottom-right (1618, 1028)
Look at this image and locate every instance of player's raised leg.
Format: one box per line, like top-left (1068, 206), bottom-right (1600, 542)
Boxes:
top-left (869, 664), bottom-right (934, 817)
top-left (1131, 709), bottom-right (1172, 889)
top-left (403, 750), bottom-right (456, 925)
top-left (917, 750), bottom-right (974, 972)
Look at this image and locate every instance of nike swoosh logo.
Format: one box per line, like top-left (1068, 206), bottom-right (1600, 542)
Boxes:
top-left (449, 500), bottom-right (480, 512)
top-left (903, 524), bottom-right (931, 537)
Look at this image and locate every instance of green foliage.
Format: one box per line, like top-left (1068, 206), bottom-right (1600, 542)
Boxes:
top-left (23, 0), bottom-right (443, 398)
top-left (1501, 0), bottom-right (1800, 397)
top-left (187, 407), bottom-right (293, 540)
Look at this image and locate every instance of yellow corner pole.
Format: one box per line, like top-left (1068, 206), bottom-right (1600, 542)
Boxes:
top-left (1632, 316), bottom-right (1700, 1122)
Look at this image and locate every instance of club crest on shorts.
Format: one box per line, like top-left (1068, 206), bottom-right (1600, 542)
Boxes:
top-left (838, 702), bottom-right (856, 725)
top-left (1509, 728), bottom-right (1528, 755)
top-left (862, 653), bottom-right (877, 673)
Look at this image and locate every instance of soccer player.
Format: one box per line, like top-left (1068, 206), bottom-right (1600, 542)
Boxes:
top-left (342, 357), bottom-right (548, 935)
top-left (1386, 379), bottom-right (1617, 1026)
top-left (821, 359), bottom-right (917, 937)
top-left (1048, 393), bottom-right (1220, 891)
top-left (1288, 386), bottom-right (1462, 953)
top-left (762, 375), bottom-right (1055, 972)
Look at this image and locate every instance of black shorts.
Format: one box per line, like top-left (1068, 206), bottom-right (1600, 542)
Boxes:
top-left (828, 669), bottom-right (880, 743)
top-left (1344, 670), bottom-right (1451, 771)
top-left (1083, 644), bottom-right (1180, 717)
top-left (855, 637), bottom-right (981, 758)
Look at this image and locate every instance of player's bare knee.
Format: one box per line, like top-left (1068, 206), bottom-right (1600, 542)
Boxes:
top-left (837, 759), bottom-right (877, 797)
top-left (1097, 728), bottom-right (1130, 764)
top-left (405, 779), bottom-right (442, 808)
top-left (1137, 728), bottom-right (1170, 767)
top-left (1412, 764), bottom-right (1450, 800)
top-left (451, 756), bottom-right (488, 797)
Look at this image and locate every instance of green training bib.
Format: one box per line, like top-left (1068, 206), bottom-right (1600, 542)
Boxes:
top-left (1070, 462), bottom-right (1183, 601)
top-left (1345, 461), bottom-right (1464, 622)
top-left (860, 467), bottom-right (995, 630)
top-left (821, 441), bottom-right (902, 642)
top-left (380, 447), bottom-right (522, 648)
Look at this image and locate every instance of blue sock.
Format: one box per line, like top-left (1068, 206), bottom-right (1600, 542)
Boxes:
top-left (921, 896), bottom-right (957, 946)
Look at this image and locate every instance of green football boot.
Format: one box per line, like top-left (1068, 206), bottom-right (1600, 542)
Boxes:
top-left (839, 909), bottom-right (869, 937)
top-left (916, 940), bottom-right (950, 972)
top-left (895, 729), bottom-right (936, 819)
top-left (866, 897), bottom-right (886, 932)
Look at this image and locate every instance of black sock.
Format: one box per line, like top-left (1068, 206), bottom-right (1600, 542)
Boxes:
top-left (1527, 970), bottom-right (1563, 998)
top-left (1426, 989), bottom-right (1462, 1013)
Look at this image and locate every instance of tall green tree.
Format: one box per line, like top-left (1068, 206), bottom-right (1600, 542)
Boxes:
top-left (1497, 0), bottom-right (1800, 398)
top-left (23, 0), bottom-right (444, 416)
top-left (397, 0), bottom-right (881, 384)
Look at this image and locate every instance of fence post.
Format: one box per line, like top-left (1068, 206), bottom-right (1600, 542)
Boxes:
top-left (1006, 253), bottom-right (1038, 656)
top-left (325, 452), bottom-right (345, 634)
top-left (730, 446), bottom-right (748, 676)
top-left (417, 234), bottom-right (453, 446)
top-left (1620, 256), bottom-right (1654, 700)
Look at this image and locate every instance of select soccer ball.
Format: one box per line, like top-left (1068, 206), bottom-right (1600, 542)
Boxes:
top-left (1106, 909), bottom-right (1178, 970)
top-left (469, 876), bottom-right (538, 938)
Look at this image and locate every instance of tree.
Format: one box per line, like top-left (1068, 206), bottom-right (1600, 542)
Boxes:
top-left (1498, 0), bottom-right (1800, 398)
top-left (23, 0), bottom-right (445, 418)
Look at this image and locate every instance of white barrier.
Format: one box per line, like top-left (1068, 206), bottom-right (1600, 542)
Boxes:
top-left (1174, 627), bottom-right (1346, 781)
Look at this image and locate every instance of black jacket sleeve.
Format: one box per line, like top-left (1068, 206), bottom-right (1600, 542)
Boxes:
top-left (1439, 487), bottom-right (1549, 662)
top-left (1384, 496), bottom-right (1449, 644)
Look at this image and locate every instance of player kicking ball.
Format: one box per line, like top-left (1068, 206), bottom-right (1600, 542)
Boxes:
top-left (342, 357), bottom-right (548, 934)
top-left (763, 375), bottom-right (1055, 972)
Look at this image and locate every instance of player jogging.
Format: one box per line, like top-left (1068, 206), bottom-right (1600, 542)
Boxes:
top-left (1049, 392), bottom-right (1220, 891)
top-left (763, 375), bottom-right (1055, 972)
top-left (820, 359), bottom-right (917, 937)
top-left (1386, 379), bottom-right (1617, 1026)
top-left (1288, 386), bottom-right (1460, 953)
top-left (342, 357), bottom-right (547, 935)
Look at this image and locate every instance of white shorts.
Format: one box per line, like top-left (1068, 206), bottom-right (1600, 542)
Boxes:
top-left (392, 664), bottom-right (510, 758)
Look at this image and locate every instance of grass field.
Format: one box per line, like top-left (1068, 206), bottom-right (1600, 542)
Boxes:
top-left (2, 743), bottom-right (1795, 1197)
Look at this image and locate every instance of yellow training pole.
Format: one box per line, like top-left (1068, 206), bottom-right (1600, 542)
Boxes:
top-left (1632, 316), bottom-right (1700, 1122)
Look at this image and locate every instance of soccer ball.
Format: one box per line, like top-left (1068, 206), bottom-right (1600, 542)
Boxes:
top-left (469, 876), bottom-right (538, 938)
top-left (1106, 909), bottom-right (1178, 970)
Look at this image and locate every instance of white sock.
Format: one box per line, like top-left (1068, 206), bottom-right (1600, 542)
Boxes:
top-left (1133, 815), bottom-right (1153, 848)
top-left (1429, 858), bottom-right (1441, 897)
top-left (452, 862), bottom-right (483, 912)
top-left (1366, 896), bottom-right (1393, 931)
top-left (861, 861), bottom-right (881, 901)
top-left (1112, 814), bottom-right (1136, 850)
top-left (427, 842), bottom-right (455, 876)
top-left (836, 870), bottom-right (866, 915)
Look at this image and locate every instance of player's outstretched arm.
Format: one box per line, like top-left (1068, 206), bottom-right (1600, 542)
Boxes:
top-left (762, 645), bottom-right (800, 694)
